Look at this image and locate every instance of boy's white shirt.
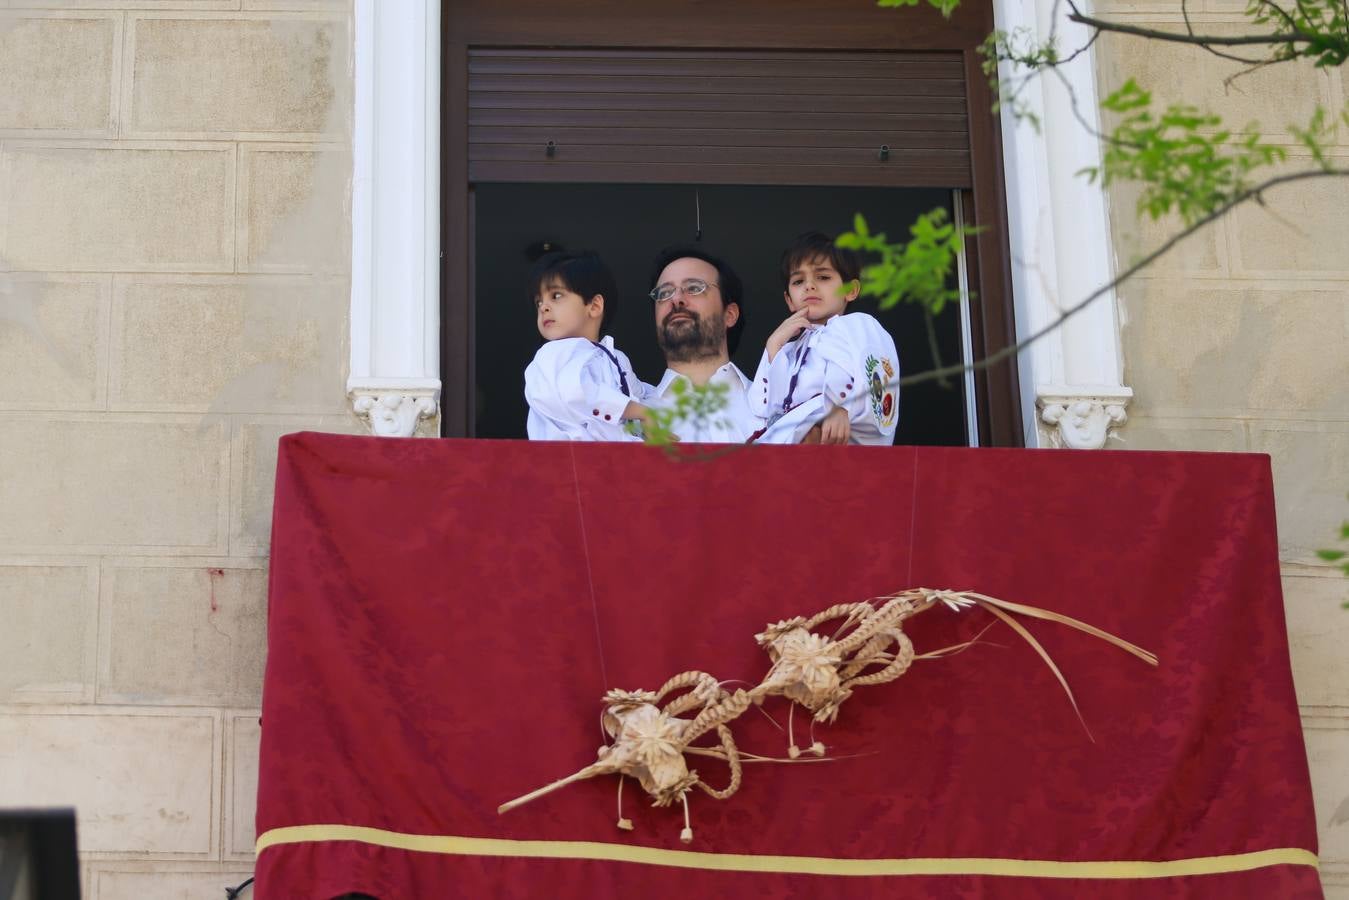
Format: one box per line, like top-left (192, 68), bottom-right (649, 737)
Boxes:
top-left (524, 335), bottom-right (649, 441)
top-left (649, 362), bottom-right (763, 444)
top-left (748, 312), bottom-right (901, 445)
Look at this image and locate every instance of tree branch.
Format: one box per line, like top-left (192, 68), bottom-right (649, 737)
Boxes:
top-left (1056, 29), bottom-right (1100, 66)
top-left (1223, 57), bottom-right (1283, 91)
top-left (1066, 11), bottom-right (1309, 47)
top-left (896, 168), bottom-right (1349, 389)
top-left (1257, 0), bottom-right (1301, 32)
top-left (922, 309), bottom-right (952, 389)
top-left (1183, 0), bottom-right (1271, 64)
top-left (1047, 65), bottom-right (1142, 149)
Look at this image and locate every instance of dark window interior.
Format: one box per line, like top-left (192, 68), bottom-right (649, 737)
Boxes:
top-left (473, 182), bottom-right (968, 445)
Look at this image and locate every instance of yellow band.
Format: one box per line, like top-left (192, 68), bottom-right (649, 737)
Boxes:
top-left (255, 825), bottom-right (1318, 879)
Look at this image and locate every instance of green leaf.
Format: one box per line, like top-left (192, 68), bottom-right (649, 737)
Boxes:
top-left (877, 0), bottom-right (961, 16)
top-left (1092, 82), bottom-right (1298, 224)
top-left (838, 208), bottom-right (980, 316)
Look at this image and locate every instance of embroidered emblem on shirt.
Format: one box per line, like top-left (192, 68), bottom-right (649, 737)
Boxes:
top-left (865, 354), bottom-right (898, 430)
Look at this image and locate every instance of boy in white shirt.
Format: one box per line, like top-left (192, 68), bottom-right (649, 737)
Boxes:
top-left (523, 250), bottom-right (655, 441)
top-left (749, 232), bottom-right (900, 445)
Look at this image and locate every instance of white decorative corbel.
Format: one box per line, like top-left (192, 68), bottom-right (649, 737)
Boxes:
top-left (349, 378), bottom-right (439, 437)
top-left (1037, 386), bottom-right (1132, 449)
top-left (993, 0), bottom-right (1133, 447)
top-left (347, 0), bottom-right (442, 436)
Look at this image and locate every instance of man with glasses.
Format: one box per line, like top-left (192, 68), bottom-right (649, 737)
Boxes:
top-left (646, 245), bottom-right (762, 443)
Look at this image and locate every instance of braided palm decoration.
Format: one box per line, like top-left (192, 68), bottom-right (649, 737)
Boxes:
top-left (497, 671), bottom-right (750, 842)
top-left (499, 588), bottom-right (1157, 843)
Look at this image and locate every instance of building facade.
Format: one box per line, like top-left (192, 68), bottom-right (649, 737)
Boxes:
top-left (0, 0), bottom-right (1344, 895)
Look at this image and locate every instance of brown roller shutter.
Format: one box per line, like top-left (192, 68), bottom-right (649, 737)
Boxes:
top-left (467, 49), bottom-right (970, 187)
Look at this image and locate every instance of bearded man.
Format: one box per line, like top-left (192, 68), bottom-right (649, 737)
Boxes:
top-left (646, 246), bottom-right (763, 443)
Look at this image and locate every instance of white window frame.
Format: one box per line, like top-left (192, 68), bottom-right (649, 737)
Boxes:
top-left (348, 0), bottom-right (1131, 447)
top-left (346, 0), bottom-right (442, 437)
top-left (994, 0), bottom-right (1133, 448)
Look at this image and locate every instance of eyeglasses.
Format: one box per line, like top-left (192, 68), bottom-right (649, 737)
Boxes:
top-left (649, 279), bottom-right (717, 303)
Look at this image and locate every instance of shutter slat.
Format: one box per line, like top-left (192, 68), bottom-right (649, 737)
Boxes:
top-left (470, 47), bottom-right (961, 65)
top-left (470, 126), bottom-right (970, 150)
top-left (469, 162), bottom-right (970, 187)
top-left (471, 143), bottom-right (967, 167)
top-left (470, 108), bottom-right (967, 133)
top-left (470, 74), bottom-right (967, 98)
top-left (468, 48), bottom-right (970, 187)
top-left (471, 91), bottom-right (965, 115)
top-left (469, 56), bottom-right (963, 79)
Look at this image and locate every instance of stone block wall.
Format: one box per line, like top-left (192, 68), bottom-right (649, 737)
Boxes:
top-left (0, 2), bottom-right (357, 895)
top-left (1, 1), bottom-right (1345, 895)
top-left (1094, 2), bottom-right (1349, 895)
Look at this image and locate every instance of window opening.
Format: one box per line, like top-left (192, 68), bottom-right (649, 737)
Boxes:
top-left (473, 182), bottom-right (969, 446)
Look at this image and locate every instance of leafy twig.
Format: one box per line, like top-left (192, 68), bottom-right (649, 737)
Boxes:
top-left (896, 168), bottom-right (1349, 388)
top-left (836, 210), bottom-right (980, 316)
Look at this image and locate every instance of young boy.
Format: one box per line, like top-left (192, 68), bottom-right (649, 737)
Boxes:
top-left (748, 232), bottom-right (900, 445)
top-left (524, 250), bottom-right (655, 441)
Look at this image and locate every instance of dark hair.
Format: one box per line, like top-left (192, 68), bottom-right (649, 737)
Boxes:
top-left (647, 244), bottom-right (745, 356)
top-left (779, 231), bottom-right (862, 288)
top-left (527, 250), bottom-right (619, 332)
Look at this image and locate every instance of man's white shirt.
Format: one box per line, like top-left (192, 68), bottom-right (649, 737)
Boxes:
top-left (650, 362), bottom-right (762, 444)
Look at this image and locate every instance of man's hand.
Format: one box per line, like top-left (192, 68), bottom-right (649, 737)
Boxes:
top-left (819, 406), bottom-right (850, 444)
top-left (623, 400), bottom-right (652, 425)
top-left (765, 308), bottom-right (811, 362)
top-left (625, 401), bottom-right (680, 443)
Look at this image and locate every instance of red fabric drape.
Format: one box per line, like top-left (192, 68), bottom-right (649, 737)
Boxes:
top-left (255, 434), bottom-right (1321, 898)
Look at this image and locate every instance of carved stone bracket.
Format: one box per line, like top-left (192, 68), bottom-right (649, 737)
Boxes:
top-left (349, 380), bottom-right (440, 437)
top-left (1036, 387), bottom-right (1132, 450)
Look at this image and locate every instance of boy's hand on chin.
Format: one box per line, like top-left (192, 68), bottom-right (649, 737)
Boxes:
top-left (819, 406), bottom-right (850, 445)
top-left (765, 308), bottom-right (812, 362)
